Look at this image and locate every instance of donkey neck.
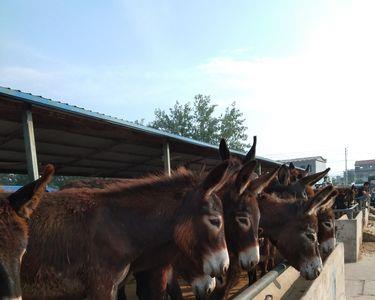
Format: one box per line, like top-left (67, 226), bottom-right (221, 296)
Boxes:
top-left (96, 172), bottom-right (198, 252)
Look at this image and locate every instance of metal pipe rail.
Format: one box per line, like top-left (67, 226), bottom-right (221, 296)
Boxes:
top-left (232, 262), bottom-right (289, 300)
top-left (333, 203), bottom-right (359, 219)
top-left (356, 195), bottom-right (370, 210)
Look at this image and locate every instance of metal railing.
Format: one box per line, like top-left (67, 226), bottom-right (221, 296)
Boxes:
top-left (356, 195), bottom-right (370, 210)
top-left (232, 262), bottom-right (289, 300)
top-left (333, 203), bottom-right (359, 219)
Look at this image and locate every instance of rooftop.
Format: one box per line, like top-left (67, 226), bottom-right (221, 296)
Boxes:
top-left (278, 156), bottom-right (327, 164)
top-left (0, 86), bottom-right (281, 177)
top-left (355, 159), bottom-right (375, 166)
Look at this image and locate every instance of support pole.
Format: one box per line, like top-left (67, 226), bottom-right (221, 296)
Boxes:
top-left (22, 110), bottom-right (39, 180)
top-left (163, 142), bottom-right (171, 176)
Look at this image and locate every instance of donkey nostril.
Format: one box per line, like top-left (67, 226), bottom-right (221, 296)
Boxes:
top-left (207, 287), bottom-right (213, 295)
top-left (222, 264), bottom-right (228, 274)
top-left (315, 269), bottom-right (321, 277)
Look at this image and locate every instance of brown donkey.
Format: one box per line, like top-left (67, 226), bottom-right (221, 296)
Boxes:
top-left (0, 165), bottom-right (54, 300)
top-left (272, 167), bottom-right (338, 258)
top-left (177, 166), bottom-right (280, 300)
top-left (253, 168), bottom-right (336, 280)
top-left (21, 162), bottom-right (231, 300)
top-left (163, 137), bottom-right (278, 300)
top-left (123, 136), bottom-right (266, 300)
top-left (258, 185), bottom-right (336, 280)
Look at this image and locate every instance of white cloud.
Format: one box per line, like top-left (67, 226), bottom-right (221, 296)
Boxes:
top-left (196, 0), bottom-right (375, 175)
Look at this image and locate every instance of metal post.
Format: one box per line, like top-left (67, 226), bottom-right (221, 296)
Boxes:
top-left (22, 110), bottom-right (39, 180)
top-left (163, 142), bottom-right (171, 176)
top-left (345, 147), bottom-right (348, 185)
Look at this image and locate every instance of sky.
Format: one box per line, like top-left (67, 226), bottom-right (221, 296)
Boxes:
top-left (1, 0), bottom-right (374, 176)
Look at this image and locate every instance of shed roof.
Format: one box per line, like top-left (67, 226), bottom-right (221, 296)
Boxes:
top-left (0, 86), bottom-right (280, 177)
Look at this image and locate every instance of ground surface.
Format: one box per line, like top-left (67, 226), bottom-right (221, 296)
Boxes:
top-left (346, 216), bottom-right (375, 300)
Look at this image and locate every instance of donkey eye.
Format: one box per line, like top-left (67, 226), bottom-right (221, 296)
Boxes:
top-left (323, 221), bottom-right (332, 228)
top-left (208, 218), bottom-right (222, 228)
top-left (306, 232), bottom-right (316, 242)
top-left (236, 216), bottom-right (250, 228)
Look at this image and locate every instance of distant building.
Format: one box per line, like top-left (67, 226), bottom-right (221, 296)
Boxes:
top-left (344, 169), bottom-right (356, 184)
top-left (278, 156), bottom-right (327, 174)
top-left (354, 159), bottom-right (375, 182)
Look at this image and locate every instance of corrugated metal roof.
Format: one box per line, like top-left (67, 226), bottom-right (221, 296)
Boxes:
top-left (0, 86), bottom-right (283, 177)
top-left (279, 156), bottom-right (327, 163)
top-left (0, 86), bottom-right (277, 164)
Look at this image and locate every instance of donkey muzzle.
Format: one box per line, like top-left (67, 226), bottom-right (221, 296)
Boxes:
top-left (319, 237), bottom-right (336, 256)
top-left (192, 275), bottom-right (216, 299)
top-left (300, 256), bottom-right (323, 280)
top-left (203, 249), bottom-right (230, 277)
top-left (239, 245), bottom-right (260, 270)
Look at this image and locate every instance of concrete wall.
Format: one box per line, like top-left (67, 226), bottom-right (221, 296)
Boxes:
top-left (363, 207), bottom-right (369, 228)
top-left (252, 244), bottom-right (346, 300)
top-left (336, 211), bottom-right (363, 263)
top-left (285, 243), bottom-right (346, 300)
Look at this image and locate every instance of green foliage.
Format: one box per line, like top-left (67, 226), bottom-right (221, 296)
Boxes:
top-left (148, 95), bottom-right (249, 151)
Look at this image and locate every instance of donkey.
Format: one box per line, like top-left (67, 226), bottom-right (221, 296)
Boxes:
top-left (289, 162), bottom-right (310, 182)
top-left (266, 164), bottom-right (331, 199)
top-left (258, 186), bottom-right (336, 280)
top-left (0, 164), bottom-right (54, 299)
top-left (317, 190), bottom-right (338, 259)
top-left (254, 166), bottom-right (336, 278)
top-left (21, 162), bottom-right (231, 300)
top-left (122, 137), bottom-right (265, 300)
top-left (165, 165), bottom-right (280, 300)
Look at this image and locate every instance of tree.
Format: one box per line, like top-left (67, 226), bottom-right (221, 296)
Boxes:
top-left (148, 95), bottom-right (249, 151)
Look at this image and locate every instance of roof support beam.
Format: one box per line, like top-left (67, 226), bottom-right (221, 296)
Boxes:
top-left (22, 109), bottom-right (39, 180)
top-left (163, 142), bottom-right (171, 176)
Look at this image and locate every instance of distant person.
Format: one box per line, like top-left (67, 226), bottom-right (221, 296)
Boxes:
top-left (357, 182), bottom-right (370, 198)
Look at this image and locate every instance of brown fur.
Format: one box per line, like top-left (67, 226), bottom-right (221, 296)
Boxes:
top-left (0, 165), bottom-right (53, 299)
top-left (22, 163), bottom-right (230, 300)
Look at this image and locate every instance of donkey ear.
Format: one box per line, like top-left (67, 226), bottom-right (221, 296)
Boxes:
top-left (8, 164), bottom-right (54, 219)
top-left (219, 139), bottom-right (230, 161)
top-left (289, 162), bottom-right (295, 170)
top-left (249, 166), bottom-right (280, 195)
top-left (318, 190), bottom-right (338, 212)
top-left (305, 185), bottom-right (334, 215)
top-left (299, 168), bottom-right (330, 186)
top-left (244, 136), bottom-right (257, 163)
top-left (235, 160), bottom-right (257, 195)
top-left (277, 164), bottom-right (290, 186)
top-left (201, 161), bottom-right (229, 196)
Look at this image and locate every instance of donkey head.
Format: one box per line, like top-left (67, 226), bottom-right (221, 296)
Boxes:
top-left (174, 161), bottom-right (230, 278)
top-left (223, 162), bottom-right (279, 271)
top-left (0, 165), bottom-right (53, 299)
top-left (218, 136), bottom-right (257, 163)
top-left (317, 190), bottom-right (338, 257)
top-left (275, 186), bottom-right (335, 280)
top-left (289, 163), bottom-right (310, 183)
top-left (268, 167), bottom-right (330, 200)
